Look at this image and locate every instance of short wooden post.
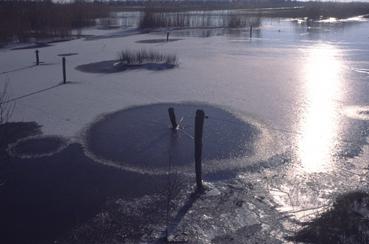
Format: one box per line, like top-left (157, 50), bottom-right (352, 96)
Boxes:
top-left (168, 107), bottom-right (177, 129)
top-left (194, 109), bottom-right (205, 191)
top-left (166, 32), bottom-right (170, 42)
top-left (35, 50), bottom-right (39, 65)
top-left (62, 57), bottom-right (66, 84)
top-left (250, 25), bottom-right (253, 38)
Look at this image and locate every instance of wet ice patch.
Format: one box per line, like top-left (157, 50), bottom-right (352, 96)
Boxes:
top-left (82, 103), bottom-right (283, 175)
top-left (168, 179), bottom-right (286, 243)
top-left (82, 103), bottom-right (258, 173)
top-left (8, 135), bottom-right (69, 159)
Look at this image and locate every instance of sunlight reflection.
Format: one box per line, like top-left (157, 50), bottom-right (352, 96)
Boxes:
top-left (297, 44), bottom-right (343, 173)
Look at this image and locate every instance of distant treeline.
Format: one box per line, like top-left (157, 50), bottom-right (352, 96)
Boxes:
top-left (0, 0), bottom-right (110, 44)
top-left (137, 1), bottom-right (369, 29)
top-left (134, 1), bottom-right (369, 20)
top-left (263, 2), bottom-right (369, 20)
top-left (110, 0), bottom-right (296, 12)
top-left (100, 0), bottom-right (369, 18)
top-left (1, 0), bottom-right (369, 45)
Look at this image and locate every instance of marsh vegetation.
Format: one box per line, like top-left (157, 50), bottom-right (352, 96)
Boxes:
top-left (2, 1), bottom-right (369, 45)
top-left (138, 10), bottom-right (262, 29)
top-left (0, 1), bottom-right (109, 44)
top-left (118, 49), bottom-right (177, 66)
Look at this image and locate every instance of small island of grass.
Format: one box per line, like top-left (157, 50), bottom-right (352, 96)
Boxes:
top-left (76, 49), bottom-right (178, 74)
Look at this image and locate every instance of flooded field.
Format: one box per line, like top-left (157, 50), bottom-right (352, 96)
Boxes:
top-left (1, 9), bottom-right (369, 243)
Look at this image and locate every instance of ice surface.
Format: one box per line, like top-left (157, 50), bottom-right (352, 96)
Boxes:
top-left (2, 15), bottom-right (369, 242)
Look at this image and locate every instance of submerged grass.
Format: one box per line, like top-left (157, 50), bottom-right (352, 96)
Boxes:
top-left (118, 49), bottom-right (177, 66)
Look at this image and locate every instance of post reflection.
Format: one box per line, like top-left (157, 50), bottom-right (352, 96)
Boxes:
top-left (297, 44), bottom-right (343, 173)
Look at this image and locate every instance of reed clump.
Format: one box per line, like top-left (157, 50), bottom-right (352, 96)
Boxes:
top-left (118, 49), bottom-right (177, 65)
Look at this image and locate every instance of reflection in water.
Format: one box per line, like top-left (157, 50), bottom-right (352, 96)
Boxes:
top-left (297, 44), bottom-right (343, 173)
top-left (270, 45), bottom-right (346, 220)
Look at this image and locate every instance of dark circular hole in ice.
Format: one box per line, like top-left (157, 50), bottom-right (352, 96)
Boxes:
top-left (85, 103), bottom-right (260, 170)
top-left (9, 136), bottom-right (67, 158)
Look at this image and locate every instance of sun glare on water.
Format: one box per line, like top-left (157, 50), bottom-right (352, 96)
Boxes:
top-left (297, 44), bottom-right (344, 173)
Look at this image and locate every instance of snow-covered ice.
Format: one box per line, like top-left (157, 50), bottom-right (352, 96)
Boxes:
top-left (2, 15), bottom-right (369, 242)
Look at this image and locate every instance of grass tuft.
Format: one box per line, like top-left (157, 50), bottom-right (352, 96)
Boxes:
top-left (118, 49), bottom-right (177, 66)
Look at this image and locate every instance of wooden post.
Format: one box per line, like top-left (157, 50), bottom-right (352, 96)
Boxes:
top-left (62, 57), bottom-right (66, 84)
top-left (250, 25), bottom-right (253, 38)
top-left (166, 32), bottom-right (170, 42)
top-left (194, 109), bottom-right (205, 191)
top-left (35, 50), bottom-right (39, 65)
top-left (168, 107), bottom-right (177, 129)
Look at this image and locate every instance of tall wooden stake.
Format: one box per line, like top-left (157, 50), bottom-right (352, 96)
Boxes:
top-left (168, 107), bottom-right (177, 130)
top-left (35, 50), bottom-right (39, 65)
top-left (194, 109), bottom-right (205, 191)
top-left (62, 57), bottom-right (66, 84)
